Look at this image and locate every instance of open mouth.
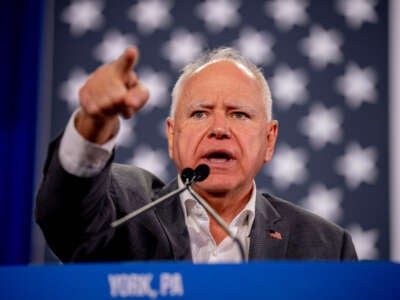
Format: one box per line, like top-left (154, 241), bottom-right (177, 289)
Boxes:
top-left (204, 151), bottom-right (234, 163)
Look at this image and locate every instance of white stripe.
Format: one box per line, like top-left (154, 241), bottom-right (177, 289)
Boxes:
top-left (31, 0), bottom-right (55, 264)
top-left (390, 0), bottom-right (400, 261)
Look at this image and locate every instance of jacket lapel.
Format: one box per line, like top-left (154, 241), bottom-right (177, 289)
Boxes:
top-left (152, 181), bottom-right (288, 261)
top-left (154, 179), bottom-right (192, 261)
top-left (249, 193), bottom-right (289, 260)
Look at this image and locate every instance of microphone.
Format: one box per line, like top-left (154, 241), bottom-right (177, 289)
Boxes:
top-left (111, 163), bottom-right (246, 262)
top-left (193, 164), bottom-right (210, 182)
top-left (181, 167), bottom-right (195, 184)
top-left (110, 165), bottom-right (208, 228)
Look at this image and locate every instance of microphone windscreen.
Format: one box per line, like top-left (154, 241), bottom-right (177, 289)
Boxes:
top-left (181, 168), bottom-right (195, 183)
top-left (194, 164), bottom-right (210, 182)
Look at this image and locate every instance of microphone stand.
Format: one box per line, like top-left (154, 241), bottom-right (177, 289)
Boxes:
top-left (111, 167), bottom-right (198, 228)
top-left (111, 184), bottom-right (189, 228)
top-left (110, 164), bottom-right (247, 263)
top-left (186, 185), bottom-right (247, 263)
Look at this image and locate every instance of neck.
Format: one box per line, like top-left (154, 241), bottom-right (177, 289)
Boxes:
top-left (193, 183), bottom-right (253, 224)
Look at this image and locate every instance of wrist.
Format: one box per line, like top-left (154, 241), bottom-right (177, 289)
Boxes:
top-left (75, 110), bottom-right (119, 144)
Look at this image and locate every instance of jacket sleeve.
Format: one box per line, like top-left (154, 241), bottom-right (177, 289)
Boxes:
top-left (35, 137), bottom-right (119, 262)
top-left (341, 230), bottom-right (358, 260)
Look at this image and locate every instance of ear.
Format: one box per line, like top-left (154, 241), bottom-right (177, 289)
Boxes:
top-left (264, 120), bottom-right (278, 163)
top-left (166, 117), bottom-right (175, 159)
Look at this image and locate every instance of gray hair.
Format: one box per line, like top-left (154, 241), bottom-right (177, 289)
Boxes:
top-left (170, 47), bottom-right (273, 120)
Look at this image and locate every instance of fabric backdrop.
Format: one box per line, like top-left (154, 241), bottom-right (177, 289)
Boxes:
top-left (1, 0), bottom-right (393, 266)
top-left (0, 1), bottom-right (44, 264)
top-left (31, 0), bottom-right (390, 262)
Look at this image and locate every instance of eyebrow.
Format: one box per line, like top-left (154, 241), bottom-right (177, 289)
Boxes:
top-left (187, 101), bottom-right (213, 110)
top-left (226, 102), bottom-right (257, 114)
top-left (186, 101), bottom-right (258, 115)
top-left (184, 101), bottom-right (212, 115)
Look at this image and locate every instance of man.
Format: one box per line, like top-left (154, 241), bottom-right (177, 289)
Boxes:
top-left (35, 46), bottom-right (357, 263)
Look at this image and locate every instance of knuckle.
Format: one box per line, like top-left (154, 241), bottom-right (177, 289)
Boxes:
top-left (78, 85), bottom-right (89, 103)
top-left (122, 95), bottom-right (137, 110)
top-left (113, 95), bottom-right (126, 107)
top-left (85, 102), bottom-right (98, 116)
top-left (142, 85), bottom-right (150, 100)
top-left (79, 93), bottom-right (90, 110)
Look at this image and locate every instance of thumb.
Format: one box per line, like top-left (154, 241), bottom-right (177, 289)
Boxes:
top-left (114, 47), bottom-right (139, 75)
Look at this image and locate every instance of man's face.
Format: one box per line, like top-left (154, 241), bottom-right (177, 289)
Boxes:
top-left (167, 60), bottom-right (278, 197)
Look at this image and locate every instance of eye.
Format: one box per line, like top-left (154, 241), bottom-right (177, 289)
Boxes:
top-left (232, 111), bottom-right (249, 119)
top-left (191, 111), bottom-right (206, 119)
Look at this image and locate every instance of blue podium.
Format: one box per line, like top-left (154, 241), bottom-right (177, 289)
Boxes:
top-left (1, 261), bottom-right (399, 299)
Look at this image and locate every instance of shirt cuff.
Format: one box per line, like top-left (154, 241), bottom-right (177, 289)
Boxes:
top-left (58, 110), bottom-right (119, 177)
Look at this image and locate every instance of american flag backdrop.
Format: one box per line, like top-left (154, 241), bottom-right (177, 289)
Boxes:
top-left (33, 0), bottom-right (393, 262)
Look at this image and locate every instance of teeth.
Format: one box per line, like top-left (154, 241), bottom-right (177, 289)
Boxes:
top-left (209, 158), bottom-right (229, 163)
top-left (207, 154), bottom-right (231, 162)
top-left (208, 153), bottom-right (230, 159)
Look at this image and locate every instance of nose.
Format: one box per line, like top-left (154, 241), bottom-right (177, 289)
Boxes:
top-left (208, 114), bottom-right (231, 139)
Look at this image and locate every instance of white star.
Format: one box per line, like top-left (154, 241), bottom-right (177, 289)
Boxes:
top-left (269, 64), bottom-right (308, 110)
top-left (298, 103), bottom-right (343, 149)
top-left (162, 29), bottom-right (205, 70)
top-left (116, 119), bottom-right (136, 148)
top-left (58, 67), bottom-right (89, 111)
top-left (264, 0), bottom-right (309, 31)
top-left (301, 183), bottom-right (343, 223)
top-left (138, 67), bottom-right (170, 112)
top-left (347, 224), bottom-right (379, 259)
top-left (195, 0), bottom-right (241, 33)
top-left (128, 0), bottom-right (173, 35)
top-left (335, 62), bottom-right (377, 109)
top-left (93, 30), bottom-right (137, 64)
top-left (61, 0), bottom-right (104, 37)
top-left (233, 27), bottom-right (275, 65)
top-left (335, 142), bottom-right (378, 189)
top-left (336, 0), bottom-right (378, 29)
top-left (299, 25), bottom-right (343, 69)
top-left (264, 143), bottom-right (308, 190)
top-left (128, 145), bottom-right (170, 181)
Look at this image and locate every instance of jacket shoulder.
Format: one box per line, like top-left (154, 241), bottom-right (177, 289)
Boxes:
top-left (109, 163), bottom-right (166, 203)
top-left (262, 193), bottom-right (357, 260)
top-left (264, 193), bottom-right (343, 232)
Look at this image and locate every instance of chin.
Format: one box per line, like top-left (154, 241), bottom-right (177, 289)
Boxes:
top-left (194, 177), bottom-right (237, 195)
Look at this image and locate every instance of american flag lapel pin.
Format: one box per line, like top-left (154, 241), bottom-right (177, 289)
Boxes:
top-left (268, 230), bottom-right (282, 240)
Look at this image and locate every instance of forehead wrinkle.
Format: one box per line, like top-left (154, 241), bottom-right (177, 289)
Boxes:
top-left (176, 61), bottom-right (267, 118)
top-left (189, 101), bottom-right (213, 108)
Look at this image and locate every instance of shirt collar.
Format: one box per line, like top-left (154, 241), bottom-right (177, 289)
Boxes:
top-left (178, 176), bottom-right (257, 234)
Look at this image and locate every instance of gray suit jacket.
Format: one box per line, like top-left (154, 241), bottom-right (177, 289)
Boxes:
top-left (35, 140), bottom-right (357, 262)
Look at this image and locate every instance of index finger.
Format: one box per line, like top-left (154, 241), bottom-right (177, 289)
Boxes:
top-left (114, 47), bottom-right (139, 75)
